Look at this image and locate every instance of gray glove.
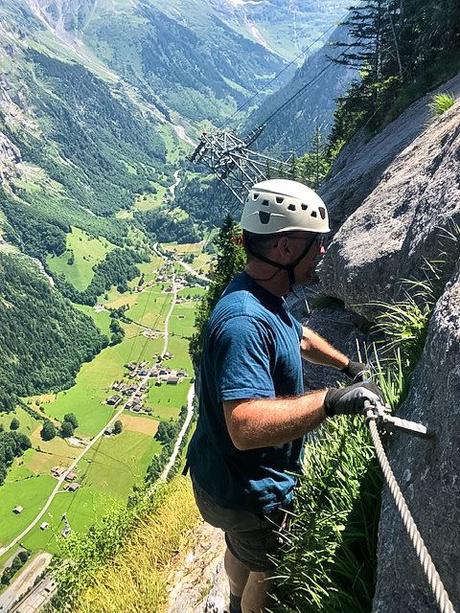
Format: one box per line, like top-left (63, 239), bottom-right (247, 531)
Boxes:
top-left (324, 382), bottom-right (383, 417)
top-left (341, 360), bottom-right (369, 383)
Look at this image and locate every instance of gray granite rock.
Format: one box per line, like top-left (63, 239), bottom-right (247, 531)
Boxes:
top-left (318, 81), bottom-right (460, 320)
top-left (301, 304), bottom-right (370, 391)
top-left (372, 267), bottom-right (460, 612)
top-left (320, 72), bottom-right (460, 231)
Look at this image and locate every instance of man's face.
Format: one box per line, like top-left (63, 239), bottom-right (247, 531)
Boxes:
top-left (287, 233), bottom-right (326, 284)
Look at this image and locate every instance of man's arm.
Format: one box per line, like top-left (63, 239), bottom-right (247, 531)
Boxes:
top-left (300, 326), bottom-right (349, 369)
top-left (223, 382), bottom-right (383, 451)
top-left (223, 391), bottom-right (327, 451)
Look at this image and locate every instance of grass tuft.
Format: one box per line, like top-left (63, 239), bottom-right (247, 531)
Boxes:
top-left (430, 92), bottom-right (456, 117)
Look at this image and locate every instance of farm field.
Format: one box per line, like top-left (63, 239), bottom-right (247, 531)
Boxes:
top-left (46, 227), bottom-right (114, 291)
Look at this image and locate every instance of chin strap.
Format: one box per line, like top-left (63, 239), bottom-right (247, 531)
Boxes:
top-left (245, 240), bottom-right (314, 290)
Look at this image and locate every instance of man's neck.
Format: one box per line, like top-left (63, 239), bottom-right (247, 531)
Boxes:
top-left (244, 262), bottom-right (289, 298)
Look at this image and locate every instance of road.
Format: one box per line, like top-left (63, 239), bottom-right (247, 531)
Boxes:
top-left (160, 383), bottom-right (195, 482)
top-left (176, 259), bottom-right (209, 283)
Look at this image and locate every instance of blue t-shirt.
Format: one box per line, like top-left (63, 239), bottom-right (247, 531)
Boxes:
top-left (187, 271), bottom-right (304, 514)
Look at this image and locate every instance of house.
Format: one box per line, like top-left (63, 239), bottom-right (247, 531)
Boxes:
top-left (67, 483), bottom-right (80, 492)
top-left (40, 522), bottom-right (49, 530)
top-left (51, 466), bottom-right (67, 478)
top-left (166, 376), bottom-right (180, 385)
top-left (13, 506), bottom-right (23, 514)
top-left (106, 395), bottom-right (121, 406)
top-left (65, 471), bottom-right (77, 482)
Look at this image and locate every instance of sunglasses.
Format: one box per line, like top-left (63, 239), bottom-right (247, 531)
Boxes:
top-left (287, 234), bottom-right (325, 250)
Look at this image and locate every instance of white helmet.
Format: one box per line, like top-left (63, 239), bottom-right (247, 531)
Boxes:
top-left (241, 179), bottom-right (330, 234)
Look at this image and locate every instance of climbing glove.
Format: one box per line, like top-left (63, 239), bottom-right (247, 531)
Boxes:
top-left (324, 381), bottom-right (383, 417)
top-left (341, 359), bottom-right (370, 383)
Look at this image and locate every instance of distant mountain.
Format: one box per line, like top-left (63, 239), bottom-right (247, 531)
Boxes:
top-left (208, 0), bottom-right (352, 61)
top-left (246, 23), bottom-right (357, 155)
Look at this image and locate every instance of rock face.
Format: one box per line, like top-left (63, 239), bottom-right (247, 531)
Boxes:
top-left (0, 132), bottom-right (22, 181)
top-left (373, 265), bottom-right (460, 612)
top-left (320, 72), bottom-right (460, 232)
top-left (307, 69), bottom-right (460, 612)
top-left (319, 79), bottom-right (460, 320)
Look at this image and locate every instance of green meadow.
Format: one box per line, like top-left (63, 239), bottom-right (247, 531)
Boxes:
top-left (75, 304), bottom-right (112, 337)
top-left (47, 227), bottom-right (115, 291)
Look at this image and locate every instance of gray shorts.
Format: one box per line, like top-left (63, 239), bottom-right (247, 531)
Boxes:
top-left (192, 479), bottom-right (292, 573)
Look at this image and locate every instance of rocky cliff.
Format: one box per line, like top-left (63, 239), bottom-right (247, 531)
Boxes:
top-left (309, 73), bottom-right (460, 611)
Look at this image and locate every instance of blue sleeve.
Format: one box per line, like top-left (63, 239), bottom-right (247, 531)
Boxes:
top-left (213, 315), bottom-right (275, 402)
top-left (293, 316), bottom-right (303, 340)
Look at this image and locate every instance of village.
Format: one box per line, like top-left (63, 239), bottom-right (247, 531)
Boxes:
top-left (105, 359), bottom-right (188, 417)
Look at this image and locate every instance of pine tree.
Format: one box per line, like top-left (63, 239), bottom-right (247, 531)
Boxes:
top-left (189, 215), bottom-right (245, 366)
top-left (332, 1), bottom-right (387, 82)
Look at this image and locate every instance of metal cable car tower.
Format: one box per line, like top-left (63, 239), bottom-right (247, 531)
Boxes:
top-left (189, 126), bottom-right (290, 206)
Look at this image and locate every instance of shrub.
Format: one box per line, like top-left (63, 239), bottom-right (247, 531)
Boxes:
top-left (10, 417), bottom-right (20, 430)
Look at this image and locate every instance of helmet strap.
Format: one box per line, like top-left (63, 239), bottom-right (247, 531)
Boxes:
top-left (246, 238), bottom-right (315, 290)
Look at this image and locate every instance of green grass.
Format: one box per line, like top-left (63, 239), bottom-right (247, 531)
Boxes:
top-left (169, 302), bottom-right (197, 338)
top-left (0, 407), bottom-right (39, 436)
top-left (430, 92), bottom-right (456, 117)
top-left (125, 286), bottom-right (174, 331)
top-left (159, 124), bottom-right (192, 165)
top-left (133, 183), bottom-right (167, 212)
top-left (0, 472), bottom-right (57, 549)
top-left (0, 246), bottom-right (210, 560)
top-left (46, 227), bottom-right (115, 291)
top-left (165, 335), bottom-right (193, 373)
top-left (146, 380), bottom-right (190, 421)
top-left (0, 429), bottom-right (162, 556)
top-left (75, 304), bottom-right (112, 337)
top-left (42, 333), bottom-right (162, 437)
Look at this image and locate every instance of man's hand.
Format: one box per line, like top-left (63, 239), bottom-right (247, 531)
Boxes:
top-left (341, 359), bottom-right (370, 383)
top-left (324, 382), bottom-right (383, 417)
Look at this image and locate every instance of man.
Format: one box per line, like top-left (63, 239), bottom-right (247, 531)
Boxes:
top-left (186, 179), bottom-right (383, 613)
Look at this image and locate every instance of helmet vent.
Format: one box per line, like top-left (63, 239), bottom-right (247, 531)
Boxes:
top-left (261, 199), bottom-right (270, 207)
top-left (301, 204), bottom-right (308, 210)
top-left (319, 207), bottom-right (326, 220)
top-left (311, 210), bottom-right (318, 218)
top-left (259, 211), bottom-right (271, 224)
top-left (252, 193), bottom-right (260, 200)
top-left (288, 204), bottom-right (296, 211)
top-left (275, 197), bottom-right (284, 204)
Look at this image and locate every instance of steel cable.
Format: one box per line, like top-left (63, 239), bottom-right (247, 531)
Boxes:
top-left (367, 419), bottom-right (456, 613)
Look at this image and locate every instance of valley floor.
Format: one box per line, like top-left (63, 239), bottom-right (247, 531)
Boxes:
top-left (0, 241), bottom-right (210, 606)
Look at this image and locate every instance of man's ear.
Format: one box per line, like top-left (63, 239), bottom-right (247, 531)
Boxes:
top-left (276, 236), bottom-right (292, 260)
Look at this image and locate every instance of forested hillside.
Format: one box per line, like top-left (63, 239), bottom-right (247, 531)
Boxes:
top-left (0, 254), bottom-right (105, 412)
